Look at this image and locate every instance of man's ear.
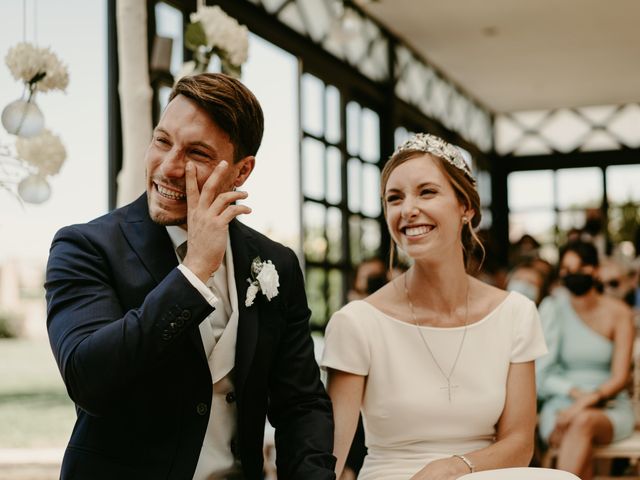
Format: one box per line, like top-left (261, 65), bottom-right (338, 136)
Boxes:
top-left (233, 156), bottom-right (256, 187)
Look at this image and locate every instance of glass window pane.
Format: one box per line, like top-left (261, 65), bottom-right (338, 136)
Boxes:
top-left (347, 101), bottom-right (360, 156)
top-left (556, 167), bottom-right (603, 210)
top-left (479, 208), bottom-right (492, 230)
top-left (326, 146), bottom-right (342, 205)
top-left (557, 210), bottom-right (586, 243)
top-left (508, 170), bottom-right (554, 210)
top-left (302, 137), bottom-right (325, 200)
top-left (303, 202), bottom-right (326, 262)
top-left (328, 269), bottom-right (344, 317)
top-left (302, 73), bottom-right (324, 137)
top-left (361, 107), bottom-right (380, 163)
top-left (607, 165), bottom-right (640, 205)
top-left (158, 85), bottom-right (172, 112)
top-left (508, 210), bottom-right (556, 244)
top-left (306, 267), bottom-right (327, 328)
top-left (155, 2), bottom-right (184, 75)
top-left (361, 218), bottom-right (381, 257)
top-left (347, 158), bottom-right (361, 212)
top-left (476, 170), bottom-right (492, 207)
top-left (327, 207), bottom-right (343, 263)
top-left (558, 210), bottom-right (586, 231)
top-left (325, 85), bottom-right (341, 144)
top-left (394, 126), bottom-right (413, 148)
top-left (240, 34), bottom-right (300, 252)
top-left (349, 215), bottom-right (362, 265)
top-left (361, 163), bottom-right (381, 217)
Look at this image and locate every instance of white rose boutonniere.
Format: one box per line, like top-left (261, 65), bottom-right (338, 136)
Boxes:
top-left (245, 257), bottom-right (280, 307)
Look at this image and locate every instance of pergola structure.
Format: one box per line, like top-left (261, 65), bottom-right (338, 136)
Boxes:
top-left (107, 0), bottom-right (640, 328)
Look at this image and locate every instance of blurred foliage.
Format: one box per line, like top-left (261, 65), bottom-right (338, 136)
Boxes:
top-left (0, 309), bottom-right (21, 338)
top-left (609, 201), bottom-right (640, 246)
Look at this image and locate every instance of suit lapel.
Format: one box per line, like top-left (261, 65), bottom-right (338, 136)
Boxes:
top-left (120, 194), bottom-right (207, 362)
top-left (229, 220), bottom-right (259, 398)
top-left (120, 194), bottom-right (178, 283)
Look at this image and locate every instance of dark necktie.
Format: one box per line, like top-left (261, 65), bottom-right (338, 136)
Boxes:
top-left (176, 241), bottom-right (188, 262)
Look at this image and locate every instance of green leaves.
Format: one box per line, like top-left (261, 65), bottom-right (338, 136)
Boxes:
top-left (185, 21), bottom-right (207, 51)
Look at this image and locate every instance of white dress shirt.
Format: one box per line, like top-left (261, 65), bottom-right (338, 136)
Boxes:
top-left (166, 226), bottom-right (241, 479)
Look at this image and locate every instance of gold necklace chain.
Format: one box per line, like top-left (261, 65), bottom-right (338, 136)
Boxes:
top-left (404, 272), bottom-right (469, 402)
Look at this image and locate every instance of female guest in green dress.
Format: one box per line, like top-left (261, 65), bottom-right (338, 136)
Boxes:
top-left (537, 240), bottom-right (635, 480)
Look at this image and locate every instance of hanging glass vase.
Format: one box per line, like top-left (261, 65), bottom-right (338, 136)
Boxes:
top-left (1, 94), bottom-right (45, 138)
top-left (17, 173), bottom-right (51, 204)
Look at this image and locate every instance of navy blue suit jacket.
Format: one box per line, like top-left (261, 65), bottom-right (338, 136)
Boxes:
top-left (45, 194), bottom-right (335, 479)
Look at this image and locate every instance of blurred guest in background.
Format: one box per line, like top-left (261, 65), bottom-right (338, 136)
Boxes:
top-left (347, 258), bottom-right (387, 302)
top-left (598, 258), bottom-right (634, 306)
top-left (537, 240), bottom-right (635, 480)
top-left (506, 260), bottom-right (545, 305)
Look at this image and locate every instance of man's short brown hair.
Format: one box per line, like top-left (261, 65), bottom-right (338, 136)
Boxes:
top-left (169, 73), bottom-right (264, 162)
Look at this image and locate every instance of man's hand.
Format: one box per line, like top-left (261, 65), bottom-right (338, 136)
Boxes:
top-left (182, 160), bottom-right (251, 282)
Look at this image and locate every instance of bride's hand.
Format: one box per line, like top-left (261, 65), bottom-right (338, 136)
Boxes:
top-left (409, 456), bottom-right (470, 480)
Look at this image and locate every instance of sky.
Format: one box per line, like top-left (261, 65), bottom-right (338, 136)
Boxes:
top-left (0, 0), bottom-right (301, 265)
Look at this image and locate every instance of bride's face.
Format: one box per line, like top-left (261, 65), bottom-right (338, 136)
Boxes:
top-left (384, 154), bottom-right (468, 261)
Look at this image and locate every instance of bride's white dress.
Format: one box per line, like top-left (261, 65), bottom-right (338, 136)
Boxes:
top-left (322, 292), bottom-right (547, 480)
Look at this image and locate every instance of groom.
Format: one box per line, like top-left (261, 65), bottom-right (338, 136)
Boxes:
top-left (45, 73), bottom-right (336, 479)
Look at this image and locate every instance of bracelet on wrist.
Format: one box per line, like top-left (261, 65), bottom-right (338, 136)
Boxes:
top-left (452, 454), bottom-right (475, 473)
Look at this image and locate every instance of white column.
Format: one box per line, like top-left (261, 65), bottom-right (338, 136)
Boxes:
top-left (115, 0), bottom-right (153, 207)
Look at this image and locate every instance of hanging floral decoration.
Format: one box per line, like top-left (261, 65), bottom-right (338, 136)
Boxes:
top-left (16, 129), bottom-right (66, 176)
top-left (1, 42), bottom-right (69, 204)
top-left (5, 42), bottom-right (69, 95)
top-left (179, 5), bottom-right (249, 80)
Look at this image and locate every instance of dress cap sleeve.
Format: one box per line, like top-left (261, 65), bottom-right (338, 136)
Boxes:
top-left (510, 293), bottom-right (549, 363)
top-left (321, 302), bottom-right (371, 376)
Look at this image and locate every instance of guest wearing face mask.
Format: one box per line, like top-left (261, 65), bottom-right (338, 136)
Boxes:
top-left (536, 240), bottom-right (635, 480)
top-left (506, 260), bottom-right (545, 306)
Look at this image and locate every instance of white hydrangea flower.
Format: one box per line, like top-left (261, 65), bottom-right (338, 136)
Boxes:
top-left (257, 261), bottom-right (280, 301)
top-left (189, 6), bottom-right (248, 68)
top-left (5, 42), bottom-right (69, 93)
top-left (245, 257), bottom-right (280, 307)
top-left (16, 129), bottom-right (66, 176)
top-left (245, 281), bottom-right (260, 307)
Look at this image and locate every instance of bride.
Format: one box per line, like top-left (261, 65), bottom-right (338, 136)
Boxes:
top-left (322, 133), bottom-right (548, 480)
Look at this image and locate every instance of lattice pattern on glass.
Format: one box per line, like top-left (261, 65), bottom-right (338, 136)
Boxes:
top-left (265, 0), bottom-right (389, 81)
top-left (345, 99), bottom-right (383, 265)
top-left (394, 45), bottom-right (492, 153)
top-left (250, 0), bottom-right (489, 152)
top-left (495, 103), bottom-right (640, 156)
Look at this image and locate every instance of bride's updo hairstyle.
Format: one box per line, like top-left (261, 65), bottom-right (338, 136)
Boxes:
top-left (380, 133), bottom-right (484, 271)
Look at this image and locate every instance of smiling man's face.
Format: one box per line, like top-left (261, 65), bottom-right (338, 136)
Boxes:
top-left (145, 94), bottom-right (237, 227)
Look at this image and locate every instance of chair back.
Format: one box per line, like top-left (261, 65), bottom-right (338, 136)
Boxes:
top-left (458, 467), bottom-right (581, 479)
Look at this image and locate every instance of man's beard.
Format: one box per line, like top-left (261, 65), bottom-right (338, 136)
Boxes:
top-left (150, 213), bottom-right (187, 226)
